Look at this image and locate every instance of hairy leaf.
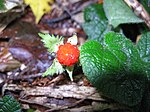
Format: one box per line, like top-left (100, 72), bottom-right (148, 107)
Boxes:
top-left (137, 32), bottom-right (150, 79)
top-left (103, 0), bottom-right (143, 28)
top-left (80, 32), bottom-right (149, 106)
top-left (138, 32), bottom-right (150, 58)
top-left (83, 4), bottom-right (110, 41)
top-left (0, 95), bottom-right (21, 112)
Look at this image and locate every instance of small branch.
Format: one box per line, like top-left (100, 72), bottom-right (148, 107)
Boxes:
top-left (45, 91), bottom-right (96, 112)
top-left (8, 73), bottom-right (43, 80)
top-left (124, 0), bottom-right (150, 29)
top-left (19, 98), bottom-right (53, 109)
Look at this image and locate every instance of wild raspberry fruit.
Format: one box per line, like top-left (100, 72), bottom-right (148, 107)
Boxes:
top-left (57, 43), bottom-right (80, 66)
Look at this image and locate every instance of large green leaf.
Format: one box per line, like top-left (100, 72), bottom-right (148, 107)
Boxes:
top-left (0, 95), bottom-right (21, 112)
top-left (80, 32), bottom-right (149, 106)
top-left (103, 0), bottom-right (143, 28)
top-left (83, 4), bottom-right (110, 41)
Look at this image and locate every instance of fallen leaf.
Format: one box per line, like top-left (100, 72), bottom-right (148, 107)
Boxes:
top-left (0, 47), bottom-right (21, 72)
top-left (24, 0), bottom-right (53, 23)
top-left (8, 34), bottom-right (54, 73)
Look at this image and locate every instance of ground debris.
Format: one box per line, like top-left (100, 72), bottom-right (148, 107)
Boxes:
top-left (3, 83), bottom-right (131, 112)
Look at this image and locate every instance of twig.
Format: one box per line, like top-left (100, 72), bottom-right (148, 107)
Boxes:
top-left (47, 0), bottom-right (98, 24)
top-left (8, 73), bottom-right (43, 80)
top-left (47, 9), bottom-right (80, 23)
top-left (19, 98), bottom-right (53, 109)
top-left (45, 91), bottom-right (96, 112)
top-left (124, 0), bottom-right (150, 29)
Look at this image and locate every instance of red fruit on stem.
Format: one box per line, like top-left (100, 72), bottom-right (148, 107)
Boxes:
top-left (57, 43), bottom-right (80, 66)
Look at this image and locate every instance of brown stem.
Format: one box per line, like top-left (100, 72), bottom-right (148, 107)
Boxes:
top-left (124, 0), bottom-right (150, 29)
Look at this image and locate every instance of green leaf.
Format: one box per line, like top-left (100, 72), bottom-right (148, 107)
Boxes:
top-left (0, 0), bottom-right (5, 10)
top-left (38, 33), bottom-right (64, 53)
top-left (80, 32), bottom-right (149, 106)
top-left (141, 0), bottom-right (150, 14)
top-left (43, 59), bottom-right (64, 76)
top-left (26, 109), bottom-right (35, 112)
top-left (137, 32), bottom-right (150, 79)
top-left (0, 95), bottom-right (21, 112)
top-left (84, 3), bottom-right (107, 22)
top-left (103, 0), bottom-right (143, 28)
top-left (83, 21), bottom-right (109, 42)
top-left (83, 4), bottom-right (110, 41)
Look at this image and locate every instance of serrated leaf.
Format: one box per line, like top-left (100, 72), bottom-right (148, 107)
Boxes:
top-left (83, 4), bottom-right (110, 41)
top-left (137, 32), bottom-right (150, 62)
top-left (38, 33), bottom-right (64, 53)
top-left (103, 0), bottom-right (143, 28)
top-left (0, 95), bottom-right (21, 112)
top-left (43, 59), bottom-right (64, 76)
top-left (80, 32), bottom-right (149, 106)
top-left (137, 32), bottom-right (150, 79)
top-left (24, 0), bottom-right (53, 23)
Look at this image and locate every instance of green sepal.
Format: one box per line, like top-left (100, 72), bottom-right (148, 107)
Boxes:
top-left (66, 66), bottom-right (74, 81)
top-left (42, 59), bottom-right (65, 77)
top-left (38, 33), bottom-right (64, 53)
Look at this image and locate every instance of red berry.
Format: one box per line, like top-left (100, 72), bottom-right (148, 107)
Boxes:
top-left (57, 43), bottom-right (80, 66)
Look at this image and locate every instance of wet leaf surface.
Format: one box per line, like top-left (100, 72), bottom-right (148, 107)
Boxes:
top-left (8, 26), bottom-right (54, 73)
top-left (1, 20), bottom-right (54, 73)
top-left (0, 21), bottom-right (39, 38)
